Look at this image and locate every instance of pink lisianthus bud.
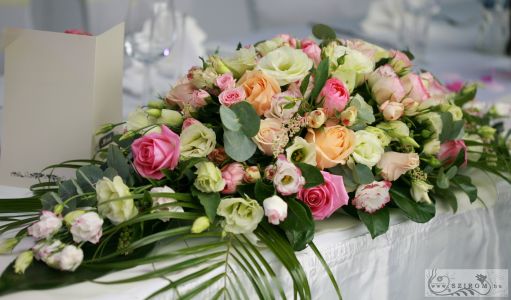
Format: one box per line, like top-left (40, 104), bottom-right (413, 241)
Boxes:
top-left (263, 195), bottom-right (288, 225)
top-left (438, 140), bottom-right (467, 167)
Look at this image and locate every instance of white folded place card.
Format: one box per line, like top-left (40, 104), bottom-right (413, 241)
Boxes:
top-left (0, 23), bottom-right (124, 187)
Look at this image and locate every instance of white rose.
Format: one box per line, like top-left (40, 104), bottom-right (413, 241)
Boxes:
top-left (70, 212), bottom-right (104, 244)
top-left (217, 197), bottom-right (264, 234)
top-left (352, 130), bottom-right (384, 167)
top-left (410, 180), bottom-right (434, 204)
top-left (96, 176), bottom-right (138, 225)
top-left (263, 195), bottom-right (288, 225)
top-left (27, 211), bottom-right (62, 240)
top-left (55, 245), bottom-right (83, 271)
top-left (253, 118), bottom-right (283, 156)
top-left (352, 181), bottom-right (392, 213)
top-left (257, 46), bottom-right (313, 85)
top-left (273, 157), bottom-right (305, 195)
top-left (151, 186), bottom-right (184, 221)
top-left (286, 137), bottom-right (317, 166)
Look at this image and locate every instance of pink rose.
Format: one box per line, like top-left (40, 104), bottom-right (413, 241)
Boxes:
top-left (376, 152), bottom-right (420, 181)
top-left (352, 181), bottom-right (392, 213)
top-left (277, 34), bottom-right (297, 48)
top-left (166, 81), bottom-right (196, 109)
top-left (190, 89), bottom-right (209, 108)
top-left (131, 125), bottom-right (180, 180)
top-left (367, 65), bottom-right (405, 104)
top-left (319, 78), bottom-right (350, 118)
top-left (380, 100), bottom-right (404, 121)
top-left (218, 87), bottom-right (246, 107)
top-left (182, 118), bottom-right (200, 130)
top-left (401, 73), bottom-right (430, 102)
top-left (221, 163), bottom-right (245, 194)
top-left (301, 39), bottom-right (321, 65)
top-left (216, 73), bottom-right (236, 91)
top-left (297, 171), bottom-right (348, 220)
top-left (420, 72), bottom-right (450, 96)
top-left (438, 140), bottom-right (467, 167)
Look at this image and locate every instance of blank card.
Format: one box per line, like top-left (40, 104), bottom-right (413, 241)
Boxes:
top-left (0, 23), bottom-right (124, 187)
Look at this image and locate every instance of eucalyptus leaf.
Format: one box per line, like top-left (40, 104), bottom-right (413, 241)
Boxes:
top-left (352, 164), bottom-right (374, 184)
top-left (107, 145), bottom-right (132, 184)
top-left (76, 165), bottom-right (103, 193)
top-left (223, 129), bottom-right (257, 162)
top-left (219, 105), bottom-right (242, 132)
top-left (357, 207), bottom-right (390, 239)
top-left (40, 192), bottom-right (63, 211)
top-left (230, 101), bottom-right (260, 137)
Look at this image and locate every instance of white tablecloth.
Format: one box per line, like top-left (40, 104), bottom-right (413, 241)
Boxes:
top-left (1, 169), bottom-right (510, 300)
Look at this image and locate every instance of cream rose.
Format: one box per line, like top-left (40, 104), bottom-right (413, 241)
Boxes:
top-left (96, 176), bottom-right (138, 225)
top-left (253, 118), bottom-right (283, 156)
top-left (352, 130), bottom-right (384, 167)
top-left (180, 123), bottom-right (216, 159)
top-left (306, 126), bottom-right (356, 169)
top-left (238, 70), bottom-right (281, 116)
top-left (376, 152), bottom-right (419, 181)
top-left (257, 46), bottom-right (313, 86)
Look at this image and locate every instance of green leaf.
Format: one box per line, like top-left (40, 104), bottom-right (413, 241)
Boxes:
top-left (254, 180), bottom-right (275, 202)
top-left (309, 58), bottom-right (329, 103)
top-left (300, 73), bottom-right (311, 96)
top-left (76, 165), bottom-right (103, 193)
top-left (177, 157), bottom-right (207, 180)
top-left (352, 164), bottom-right (374, 184)
top-left (433, 187), bottom-right (458, 213)
top-left (219, 105), bottom-right (242, 132)
top-left (230, 101), bottom-right (261, 137)
top-left (195, 190), bottom-right (221, 222)
top-left (312, 23), bottom-right (336, 40)
top-left (439, 112), bottom-right (464, 142)
top-left (328, 165), bottom-right (357, 191)
top-left (223, 129), bottom-right (257, 162)
top-left (279, 198), bottom-right (315, 251)
top-left (107, 145), bottom-right (132, 184)
top-left (357, 208), bottom-right (390, 239)
top-left (40, 192), bottom-right (63, 211)
top-left (436, 168), bottom-right (450, 189)
top-left (350, 95), bottom-right (375, 126)
top-left (445, 166), bottom-right (458, 179)
top-left (453, 83), bottom-right (477, 107)
top-left (453, 174), bottom-right (478, 203)
top-left (308, 242), bottom-right (342, 299)
top-left (296, 162), bottom-right (324, 188)
top-left (390, 186), bottom-right (435, 223)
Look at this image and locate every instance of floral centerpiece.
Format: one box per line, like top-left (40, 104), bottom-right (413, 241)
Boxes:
top-left (1, 24), bottom-right (510, 299)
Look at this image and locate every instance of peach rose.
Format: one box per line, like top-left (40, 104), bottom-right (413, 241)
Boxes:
top-left (306, 126), bottom-right (355, 169)
top-left (253, 118), bottom-right (283, 156)
top-left (166, 81), bottom-right (195, 109)
top-left (237, 70), bottom-right (281, 116)
top-left (376, 151), bottom-right (420, 181)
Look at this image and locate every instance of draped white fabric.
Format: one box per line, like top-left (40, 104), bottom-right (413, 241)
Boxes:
top-left (1, 170), bottom-right (509, 300)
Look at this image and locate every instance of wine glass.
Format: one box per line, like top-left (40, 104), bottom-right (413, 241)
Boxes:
top-left (124, 0), bottom-right (178, 105)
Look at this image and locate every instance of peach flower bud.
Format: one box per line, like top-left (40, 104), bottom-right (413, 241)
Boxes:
top-left (208, 147), bottom-right (229, 165)
top-left (307, 109), bottom-right (326, 128)
top-left (340, 106), bottom-right (358, 126)
top-left (244, 166), bottom-right (261, 183)
top-left (376, 152), bottom-right (420, 181)
top-left (380, 101), bottom-right (404, 121)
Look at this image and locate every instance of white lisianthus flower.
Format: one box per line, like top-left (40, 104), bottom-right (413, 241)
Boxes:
top-left (365, 126), bottom-right (391, 147)
top-left (422, 139), bottom-right (441, 155)
top-left (33, 240), bottom-right (63, 261)
top-left (150, 186), bottom-right (184, 221)
top-left (410, 180), bottom-right (434, 204)
top-left (96, 176), bottom-right (138, 225)
top-left (330, 46), bottom-right (375, 91)
top-left (180, 123), bottom-right (216, 159)
top-left (257, 46), bottom-right (313, 85)
top-left (352, 130), bottom-right (384, 167)
top-left (55, 245), bottom-right (84, 271)
top-left (416, 112), bottom-right (443, 138)
top-left (273, 156), bottom-right (305, 195)
top-left (194, 162), bottom-right (226, 193)
top-left (223, 46), bottom-right (257, 77)
top-left (14, 251), bottom-right (33, 274)
top-left (70, 212), bottom-right (104, 244)
top-left (27, 211), bottom-right (62, 240)
top-left (217, 197), bottom-right (264, 234)
top-left (286, 137), bottom-right (317, 166)
top-left (262, 195), bottom-right (288, 225)
top-left (127, 108), bottom-right (154, 131)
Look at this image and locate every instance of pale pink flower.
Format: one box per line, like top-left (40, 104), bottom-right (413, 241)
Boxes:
top-left (218, 87), bottom-right (246, 107)
top-left (70, 212), bottom-right (103, 244)
top-left (28, 211), bottom-right (62, 240)
top-left (182, 118), bottom-right (200, 130)
top-left (401, 73), bottom-right (430, 102)
top-left (367, 65), bottom-right (405, 104)
top-left (273, 155), bottom-right (305, 195)
top-left (263, 195), bottom-right (288, 225)
top-left (377, 152), bottom-right (420, 181)
top-left (190, 89), bottom-right (209, 108)
top-left (216, 73), bottom-right (236, 91)
top-left (380, 100), bottom-right (404, 121)
top-left (221, 163), bottom-right (245, 194)
top-left (352, 181), bottom-right (392, 213)
top-left (301, 39), bottom-right (321, 65)
top-left (438, 140), bottom-right (467, 167)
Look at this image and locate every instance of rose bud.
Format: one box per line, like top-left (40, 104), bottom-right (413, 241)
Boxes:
top-left (244, 166), bottom-right (261, 183)
top-left (307, 109), bottom-right (326, 128)
top-left (380, 100), bottom-right (404, 121)
top-left (264, 165), bottom-right (277, 181)
top-left (340, 106), bottom-right (358, 126)
top-left (263, 195), bottom-right (288, 225)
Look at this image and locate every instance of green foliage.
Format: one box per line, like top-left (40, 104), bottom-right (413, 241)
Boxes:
top-left (254, 180), bottom-right (275, 202)
top-left (353, 164), bottom-right (374, 185)
top-left (439, 112), bottom-right (464, 142)
top-left (296, 162), bottom-right (324, 188)
top-left (312, 24), bottom-right (337, 40)
top-left (390, 185), bottom-right (435, 223)
top-left (219, 105), bottom-right (242, 132)
top-left (193, 188), bottom-right (221, 222)
top-left (223, 128), bottom-right (257, 162)
top-left (309, 58), bottom-right (330, 104)
top-left (230, 101), bottom-right (260, 137)
top-left (357, 208), bottom-right (390, 239)
top-left (107, 145), bottom-right (133, 185)
top-left (279, 198), bottom-right (315, 251)
top-left (76, 165), bottom-right (103, 193)
top-left (453, 83), bottom-right (477, 107)
top-left (452, 175), bottom-right (478, 203)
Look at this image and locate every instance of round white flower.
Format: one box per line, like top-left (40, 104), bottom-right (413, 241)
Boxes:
top-left (27, 211), bottom-right (62, 240)
top-left (96, 176), bottom-right (138, 225)
top-left (55, 245), bottom-right (83, 271)
top-left (223, 46), bottom-right (257, 77)
top-left (194, 162), bottom-right (226, 193)
top-left (352, 130), bottom-right (384, 167)
top-left (70, 212), bottom-right (104, 244)
top-left (262, 195), bottom-right (288, 225)
top-left (180, 123), bottom-right (216, 159)
top-left (286, 137), bottom-right (317, 166)
top-left (273, 157), bottom-right (305, 195)
top-left (330, 46), bottom-right (375, 91)
top-left (257, 46), bottom-right (313, 85)
top-left (217, 197), bottom-right (264, 234)
top-left (32, 240), bottom-right (63, 261)
top-left (151, 186), bottom-right (184, 221)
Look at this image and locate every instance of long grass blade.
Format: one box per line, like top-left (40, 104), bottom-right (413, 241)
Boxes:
top-left (309, 241), bottom-right (342, 300)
